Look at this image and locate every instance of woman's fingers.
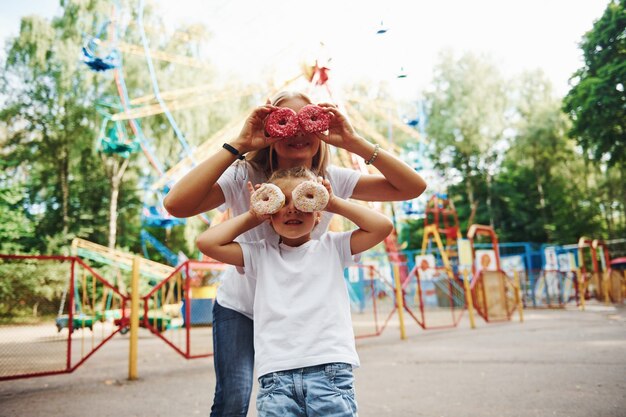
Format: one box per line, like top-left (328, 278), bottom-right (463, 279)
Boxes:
top-left (253, 104), bottom-right (277, 119)
top-left (313, 131), bottom-right (329, 142)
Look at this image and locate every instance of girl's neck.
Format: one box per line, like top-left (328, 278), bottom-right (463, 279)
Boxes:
top-left (279, 234), bottom-right (312, 247)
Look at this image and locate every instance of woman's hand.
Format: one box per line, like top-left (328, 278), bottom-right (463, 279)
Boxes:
top-left (315, 103), bottom-right (364, 153)
top-left (232, 105), bottom-right (282, 154)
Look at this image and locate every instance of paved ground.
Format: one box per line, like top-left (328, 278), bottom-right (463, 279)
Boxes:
top-left (1, 303), bottom-right (625, 417)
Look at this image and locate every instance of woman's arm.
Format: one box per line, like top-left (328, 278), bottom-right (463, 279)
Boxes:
top-left (323, 180), bottom-right (394, 255)
top-left (317, 103), bottom-right (427, 202)
top-left (350, 144), bottom-right (427, 202)
top-left (196, 211), bottom-right (265, 267)
top-left (163, 104), bottom-right (279, 217)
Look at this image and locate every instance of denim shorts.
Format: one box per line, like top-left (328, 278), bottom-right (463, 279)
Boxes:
top-left (256, 362), bottom-right (358, 417)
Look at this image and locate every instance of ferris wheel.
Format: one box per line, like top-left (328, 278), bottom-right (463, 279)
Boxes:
top-left (82, 1), bottom-right (432, 264)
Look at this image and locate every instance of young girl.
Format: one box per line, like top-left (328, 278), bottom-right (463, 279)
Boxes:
top-left (164, 91), bottom-right (426, 416)
top-left (196, 167), bottom-right (393, 417)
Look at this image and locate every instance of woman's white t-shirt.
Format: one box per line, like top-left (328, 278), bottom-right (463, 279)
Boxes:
top-left (215, 162), bottom-right (360, 318)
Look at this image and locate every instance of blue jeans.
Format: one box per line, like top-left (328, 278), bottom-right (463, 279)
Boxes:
top-left (256, 363), bottom-right (358, 417)
top-left (210, 301), bottom-right (255, 417)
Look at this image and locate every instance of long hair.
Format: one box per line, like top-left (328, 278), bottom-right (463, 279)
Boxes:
top-left (246, 91), bottom-right (330, 178)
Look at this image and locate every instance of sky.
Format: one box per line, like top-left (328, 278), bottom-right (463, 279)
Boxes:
top-left (0, 0), bottom-right (610, 100)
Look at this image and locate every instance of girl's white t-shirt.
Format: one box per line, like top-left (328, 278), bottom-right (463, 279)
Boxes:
top-left (240, 231), bottom-right (360, 376)
top-left (215, 162), bottom-right (360, 318)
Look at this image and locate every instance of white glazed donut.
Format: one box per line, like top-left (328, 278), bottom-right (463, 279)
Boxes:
top-left (292, 181), bottom-right (329, 212)
top-left (250, 183), bottom-right (285, 215)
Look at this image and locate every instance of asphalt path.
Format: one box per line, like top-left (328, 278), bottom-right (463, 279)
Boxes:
top-left (1, 303), bottom-right (625, 417)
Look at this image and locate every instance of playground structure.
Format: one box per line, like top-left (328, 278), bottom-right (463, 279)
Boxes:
top-left (0, 254), bottom-right (126, 381)
top-left (407, 193), bottom-right (465, 329)
top-left (411, 194), bottom-right (523, 327)
top-left (0, 252), bottom-right (227, 381)
top-left (71, 237), bottom-right (218, 329)
top-left (465, 224), bottom-right (524, 323)
top-left (414, 190), bottom-right (625, 313)
top-left (576, 237), bottom-right (625, 309)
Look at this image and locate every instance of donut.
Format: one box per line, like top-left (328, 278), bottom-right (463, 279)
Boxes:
top-left (297, 104), bottom-right (331, 133)
top-left (292, 180), bottom-right (329, 212)
top-left (265, 108), bottom-right (300, 138)
top-left (250, 183), bottom-right (285, 215)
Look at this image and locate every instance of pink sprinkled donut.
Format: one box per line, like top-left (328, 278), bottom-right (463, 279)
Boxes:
top-left (297, 104), bottom-right (331, 134)
top-left (250, 183), bottom-right (285, 215)
top-left (292, 181), bottom-right (329, 212)
top-left (265, 108), bottom-right (300, 138)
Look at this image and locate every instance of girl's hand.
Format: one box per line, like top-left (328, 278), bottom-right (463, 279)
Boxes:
top-left (247, 181), bottom-right (272, 222)
top-left (314, 103), bottom-right (363, 153)
top-left (232, 104), bottom-right (282, 154)
top-left (319, 177), bottom-right (337, 212)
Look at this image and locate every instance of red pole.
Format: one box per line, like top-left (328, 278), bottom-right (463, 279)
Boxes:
top-left (417, 269), bottom-right (425, 327)
top-left (448, 272), bottom-right (455, 323)
top-left (67, 259), bottom-right (75, 371)
top-left (185, 262), bottom-right (191, 357)
top-left (369, 266), bottom-right (380, 334)
top-left (482, 276), bottom-right (489, 322)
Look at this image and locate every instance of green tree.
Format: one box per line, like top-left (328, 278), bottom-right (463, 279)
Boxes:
top-left (0, 260), bottom-right (67, 320)
top-left (563, 0), bottom-right (626, 236)
top-left (491, 70), bottom-right (607, 243)
top-left (0, 1), bottom-right (219, 253)
top-left (0, 4), bottom-right (112, 252)
top-left (0, 179), bottom-right (36, 253)
top-left (563, 0), bottom-right (626, 166)
top-left (423, 50), bottom-right (509, 226)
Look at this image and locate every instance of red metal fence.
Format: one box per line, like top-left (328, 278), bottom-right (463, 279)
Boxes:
top-left (0, 255), bottom-right (127, 381)
top-left (139, 260), bottom-right (222, 359)
top-left (406, 265), bottom-right (466, 329)
top-left (346, 264), bottom-right (397, 339)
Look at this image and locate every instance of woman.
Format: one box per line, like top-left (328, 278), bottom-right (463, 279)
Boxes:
top-left (164, 91), bottom-right (427, 417)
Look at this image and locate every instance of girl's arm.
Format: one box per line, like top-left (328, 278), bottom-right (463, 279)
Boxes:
top-left (317, 103), bottom-right (427, 202)
top-left (196, 211), bottom-right (265, 267)
top-left (323, 180), bottom-right (394, 255)
top-left (164, 104), bottom-right (280, 218)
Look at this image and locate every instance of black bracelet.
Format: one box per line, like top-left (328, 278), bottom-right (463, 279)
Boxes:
top-left (222, 143), bottom-right (245, 160)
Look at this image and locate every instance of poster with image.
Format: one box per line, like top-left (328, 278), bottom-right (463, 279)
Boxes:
top-left (475, 250), bottom-right (497, 272)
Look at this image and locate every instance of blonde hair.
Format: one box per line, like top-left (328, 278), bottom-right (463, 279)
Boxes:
top-left (246, 91), bottom-right (330, 178)
top-left (268, 166), bottom-right (317, 185)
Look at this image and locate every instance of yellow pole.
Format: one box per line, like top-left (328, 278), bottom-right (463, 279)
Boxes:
top-left (603, 270), bottom-right (610, 305)
top-left (513, 271), bottom-right (524, 323)
top-left (462, 269), bottom-right (476, 329)
top-left (129, 256), bottom-right (140, 380)
top-left (392, 263), bottom-right (407, 340)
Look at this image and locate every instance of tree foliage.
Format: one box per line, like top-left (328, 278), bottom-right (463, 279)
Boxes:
top-left (1, 5), bottom-right (112, 252)
top-left (563, 0), bottom-right (626, 165)
top-left (423, 50), bottom-right (509, 223)
top-left (417, 54), bottom-right (625, 247)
